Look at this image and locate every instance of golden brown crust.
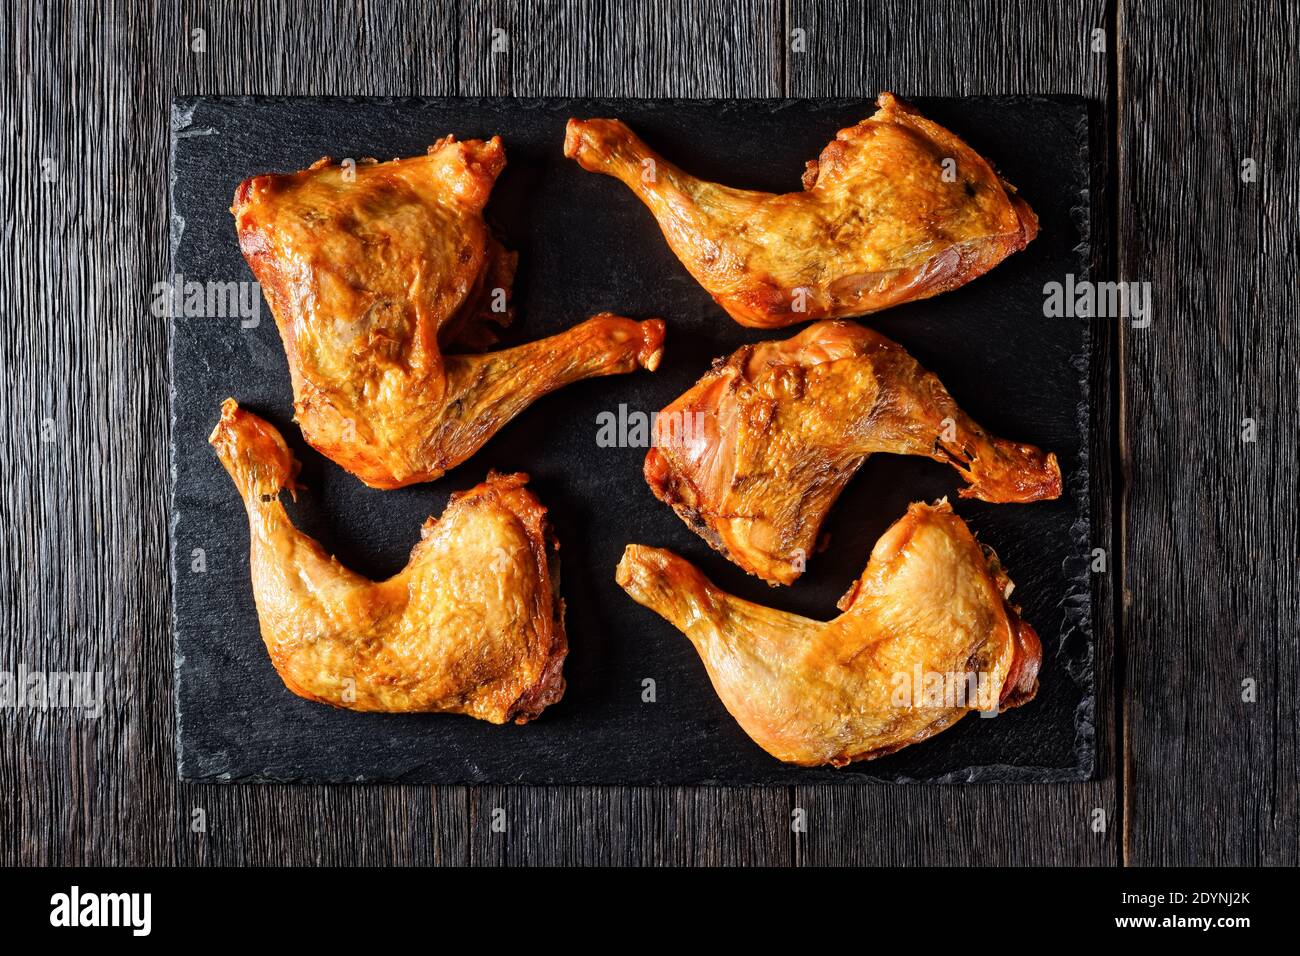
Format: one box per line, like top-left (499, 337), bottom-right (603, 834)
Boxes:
top-left (615, 500), bottom-right (1042, 766)
top-left (565, 92), bottom-right (1037, 328)
top-left (644, 320), bottom-right (1061, 585)
top-left (232, 139), bottom-right (661, 489)
top-left (210, 400), bottom-right (566, 724)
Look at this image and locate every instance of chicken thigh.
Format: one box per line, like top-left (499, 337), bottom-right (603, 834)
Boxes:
top-left (645, 320), bottom-right (1061, 585)
top-left (565, 93), bottom-right (1037, 327)
top-left (233, 137), bottom-right (664, 489)
top-left (210, 400), bottom-right (566, 723)
top-left (616, 500), bottom-right (1041, 766)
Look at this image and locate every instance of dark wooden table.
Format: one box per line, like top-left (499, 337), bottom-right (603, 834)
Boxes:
top-left (2, 0), bottom-right (1294, 866)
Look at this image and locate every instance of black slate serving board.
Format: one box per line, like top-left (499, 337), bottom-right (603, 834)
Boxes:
top-left (169, 95), bottom-right (1095, 785)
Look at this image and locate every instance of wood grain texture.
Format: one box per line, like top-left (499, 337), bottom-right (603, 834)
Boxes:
top-left (1, 0), bottom-right (1290, 866)
top-left (1118, 0), bottom-right (1298, 865)
top-left (458, 0), bottom-right (784, 97)
top-left (1, 0), bottom-right (178, 867)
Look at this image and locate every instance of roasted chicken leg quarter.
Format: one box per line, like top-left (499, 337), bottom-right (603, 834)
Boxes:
top-left (616, 501), bottom-right (1041, 766)
top-left (645, 320), bottom-right (1061, 585)
top-left (233, 138), bottom-right (664, 489)
top-left (210, 400), bottom-right (566, 723)
top-left (565, 93), bottom-right (1037, 327)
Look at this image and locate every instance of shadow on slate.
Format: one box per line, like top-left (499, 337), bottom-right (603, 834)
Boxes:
top-left (168, 95), bottom-right (1096, 785)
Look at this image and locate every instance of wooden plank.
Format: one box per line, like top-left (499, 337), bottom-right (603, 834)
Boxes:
top-left (175, 786), bottom-right (468, 866)
top-left (468, 787), bottom-right (792, 866)
top-left (786, 0), bottom-right (1119, 865)
top-left (0, 0), bottom-right (180, 866)
top-left (456, 0), bottom-right (793, 867)
top-left (784, 0), bottom-right (1112, 97)
top-left (1118, 0), bottom-right (1299, 865)
top-left (458, 0), bottom-right (784, 97)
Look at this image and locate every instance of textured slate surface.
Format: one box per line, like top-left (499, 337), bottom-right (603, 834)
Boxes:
top-left (170, 94), bottom-right (1093, 785)
top-left (4, 0), bottom-right (1294, 865)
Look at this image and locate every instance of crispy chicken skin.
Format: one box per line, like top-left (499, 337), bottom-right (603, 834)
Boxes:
top-left (565, 93), bottom-right (1037, 327)
top-left (616, 501), bottom-right (1041, 766)
top-left (210, 400), bottom-right (566, 723)
top-left (646, 320), bottom-right (1061, 585)
top-left (232, 137), bottom-right (665, 489)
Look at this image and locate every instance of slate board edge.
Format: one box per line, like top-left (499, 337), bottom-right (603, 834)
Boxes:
top-left (168, 99), bottom-right (196, 785)
top-left (1061, 98), bottom-right (1100, 784)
